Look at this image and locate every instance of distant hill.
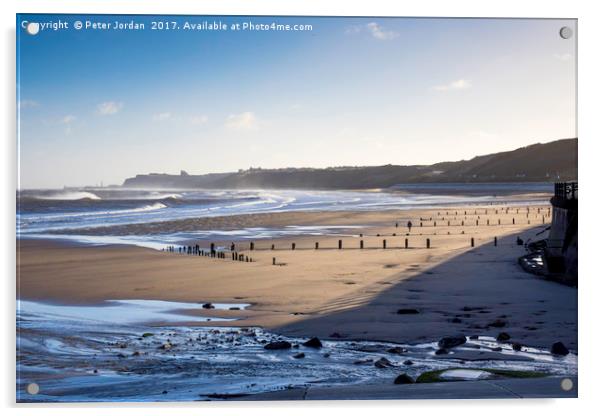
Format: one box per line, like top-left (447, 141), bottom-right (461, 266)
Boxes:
top-left (122, 138), bottom-right (577, 190)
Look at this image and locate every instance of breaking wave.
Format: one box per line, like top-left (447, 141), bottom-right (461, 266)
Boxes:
top-left (30, 191), bottom-right (102, 200)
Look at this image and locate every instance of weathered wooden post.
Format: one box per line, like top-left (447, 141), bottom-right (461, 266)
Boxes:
top-left (383, 239), bottom-right (387, 249)
top-left (360, 240), bottom-right (364, 249)
top-left (250, 242), bottom-right (254, 251)
top-left (461, 220), bottom-right (464, 226)
top-left (471, 237), bottom-right (474, 247)
top-left (494, 236), bottom-right (498, 246)
top-left (271, 244), bottom-right (275, 250)
top-left (315, 242), bottom-right (319, 249)
top-left (512, 218), bottom-right (515, 225)
top-left (434, 221), bottom-right (437, 227)
top-left (426, 238), bottom-right (431, 249)
top-left (448, 221), bottom-right (450, 226)
top-left (272, 257), bottom-right (276, 265)
top-left (498, 219), bottom-right (501, 225)
top-left (420, 222), bottom-right (423, 227)
top-left (487, 219), bottom-right (490, 226)
top-left (476, 220), bottom-right (479, 226)
top-left (338, 240), bottom-right (342, 250)
top-left (292, 242), bottom-right (296, 250)
top-left (405, 238), bottom-right (408, 249)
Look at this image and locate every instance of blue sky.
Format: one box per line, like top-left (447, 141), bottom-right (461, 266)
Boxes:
top-left (17, 15), bottom-right (576, 188)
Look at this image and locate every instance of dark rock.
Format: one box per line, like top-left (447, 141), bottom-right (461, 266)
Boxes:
top-left (323, 353), bottom-right (331, 358)
top-left (496, 332), bottom-right (511, 341)
top-left (451, 317), bottom-right (462, 323)
top-left (403, 360), bottom-right (414, 365)
top-left (329, 332), bottom-right (343, 338)
top-left (488, 319), bottom-right (507, 328)
top-left (469, 335), bottom-right (479, 340)
top-left (202, 303), bottom-right (215, 309)
top-left (435, 348), bottom-right (449, 355)
top-left (303, 337), bottom-right (323, 349)
top-left (396, 308), bottom-right (420, 315)
top-left (387, 346), bottom-right (407, 355)
top-left (393, 374), bottom-right (415, 384)
top-left (293, 352), bottom-right (305, 359)
top-left (512, 343), bottom-right (523, 351)
top-left (551, 341), bottom-right (570, 356)
top-left (117, 353), bottom-right (127, 358)
top-left (374, 357), bottom-right (394, 368)
top-left (353, 359), bottom-right (373, 365)
top-left (229, 307), bottom-right (240, 310)
top-left (438, 335), bottom-right (466, 349)
top-left (491, 347), bottom-right (502, 352)
top-left (264, 341), bottom-right (292, 350)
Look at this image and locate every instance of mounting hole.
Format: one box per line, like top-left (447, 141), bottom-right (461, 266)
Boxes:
top-left (560, 378), bottom-right (573, 391)
top-left (26, 383), bottom-right (39, 395)
top-left (559, 26), bottom-right (573, 40)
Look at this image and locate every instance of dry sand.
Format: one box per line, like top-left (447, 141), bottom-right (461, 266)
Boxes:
top-left (17, 204), bottom-right (577, 350)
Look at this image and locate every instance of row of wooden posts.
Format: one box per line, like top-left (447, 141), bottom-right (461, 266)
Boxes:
top-left (164, 243), bottom-right (255, 262)
top-left (433, 207), bottom-right (550, 216)
top-left (395, 216), bottom-right (547, 228)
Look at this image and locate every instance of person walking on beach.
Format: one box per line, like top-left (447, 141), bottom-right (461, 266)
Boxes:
top-left (407, 221), bottom-right (413, 233)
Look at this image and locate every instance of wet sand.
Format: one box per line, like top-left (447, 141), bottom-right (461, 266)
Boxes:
top-left (17, 204), bottom-right (576, 350)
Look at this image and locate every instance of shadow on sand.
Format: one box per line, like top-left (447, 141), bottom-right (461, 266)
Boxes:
top-left (273, 228), bottom-right (577, 351)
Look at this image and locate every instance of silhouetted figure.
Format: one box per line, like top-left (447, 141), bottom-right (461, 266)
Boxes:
top-left (407, 221), bottom-right (413, 233)
top-left (230, 242), bottom-right (235, 252)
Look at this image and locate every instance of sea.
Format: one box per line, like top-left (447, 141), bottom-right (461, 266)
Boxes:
top-left (17, 183), bottom-right (553, 249)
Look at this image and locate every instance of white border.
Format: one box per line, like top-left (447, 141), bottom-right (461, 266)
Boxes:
top-left (2, 1), bottom-right (599, 415)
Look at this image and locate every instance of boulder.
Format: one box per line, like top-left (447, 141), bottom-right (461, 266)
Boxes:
top-left (387, 346), bottom-right (407, 355)
top-left (396, 308), bottom-right (420, 315)
top-left (435, 348), bottom-right (449, 355)
top-left (264, 341), bottom-right (292, 350)
top-left (293, 352), bottom-right (305, 359)
top-left (303, 337), bottom-right (323, 349)
top-left (403, 360), bottom-right (414, 365)
top-left (469, 335), bottom-right (479, 340)
top-left (488, 319), bottom-right (507, 328)
top-left (393, 374), bottom-right (415, 384)
top-left (374, 357), bottom-right (394, 368)
top-left (551, 341), bottom-right (570, 356)
top-left (438, 335), bottom-right (466, 349)
top-left (512, 343), bottom-right (523, 351)
top-left (202, 303), bottom-right (215, 309)
top-left (496, 332), bottom-right (511, 341)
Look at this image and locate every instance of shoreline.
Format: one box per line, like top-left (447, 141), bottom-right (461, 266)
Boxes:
top-left (17, 204), bottom-right (576, 351)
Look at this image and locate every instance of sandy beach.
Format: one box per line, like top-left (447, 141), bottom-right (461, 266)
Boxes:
top-left (17, 204), bottom-right (576, 351)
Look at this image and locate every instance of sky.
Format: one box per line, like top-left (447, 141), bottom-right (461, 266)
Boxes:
top-left (17, 15), bottom-right (577, 189)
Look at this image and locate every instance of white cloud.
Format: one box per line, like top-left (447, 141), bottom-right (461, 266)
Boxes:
top-left (60, 115), bottom-right (76, 124)
top-left (97, 101), bottom-right (123, 115)
top-left (431, 79), bottom-right (472, 91)
top-left (189, 114), bottom-right (209, 125)
top-left (18, 99), bottom-right (39, 109)
top-left (153, 112), bottom-right (172, 121)
top-left (346, 22), bottom-right (398, 40)
top-left (365, 22), bottom-right (399, 40)
top-left (225, 111), bottom-right (258, 130)
top-left (554, 53), bottom-right (573, 61)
